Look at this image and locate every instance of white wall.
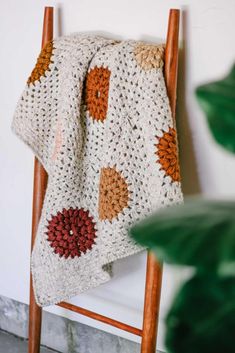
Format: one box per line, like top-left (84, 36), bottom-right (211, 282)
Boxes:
top-left (1, 0), bottom-right (235, 351)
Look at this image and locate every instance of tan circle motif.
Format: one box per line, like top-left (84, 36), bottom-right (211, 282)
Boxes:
top-left (134, 43), bottom-right (165, 70)
top-left (99, 167), bottom-right (129, 221)
top-left (85, 66), bottom-right (111, 122)
top-left (27, 41), bottom-right (54, 85)
top-left (156, 127), bottom-right (181, 182)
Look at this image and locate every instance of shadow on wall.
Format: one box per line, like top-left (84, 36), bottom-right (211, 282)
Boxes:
top-left (57, 6), bottom-right (63, 37)
top-left (176, 8), bottom-right (201, 196)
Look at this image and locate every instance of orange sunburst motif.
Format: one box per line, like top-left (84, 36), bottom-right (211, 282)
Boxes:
top-left (85, 66), bottom-right (111, 122)
top-left (27, 41), bottom-right (54, 85)
top-left (156, 127), bottom-right (181, 182)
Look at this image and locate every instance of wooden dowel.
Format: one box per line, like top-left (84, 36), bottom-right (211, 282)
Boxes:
top-left (141, 9), bottom-right (180, 353)
top-left (141, 253), bottom-right (163, 353)
top-left (41, 7), bottom-right (54, 48)
top-left (57, 302), bottom-right (143, 337)
top-left (28, 7), bottom-right (53, 353)
top-left (165, 9), bottom-right (180, 120)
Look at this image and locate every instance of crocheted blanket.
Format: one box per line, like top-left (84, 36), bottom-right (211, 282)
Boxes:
top-left (12, 34), bottom-right (183, 306)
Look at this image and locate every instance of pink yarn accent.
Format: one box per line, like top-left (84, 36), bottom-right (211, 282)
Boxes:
top-left (52, 119), bottom-right (62, 161)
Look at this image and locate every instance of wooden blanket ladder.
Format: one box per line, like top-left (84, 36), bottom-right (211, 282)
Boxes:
top-left (28, 6), bottom-right (180, 353)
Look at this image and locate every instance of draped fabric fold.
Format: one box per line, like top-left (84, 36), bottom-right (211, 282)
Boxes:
top-left (12, 34), bottom-right (183, 306)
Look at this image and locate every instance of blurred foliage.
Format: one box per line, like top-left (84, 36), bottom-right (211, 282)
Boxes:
top-left (130, 199), bottom-right (235, 276)
top-left (196, 65), bottom-right (235, 153)
top-left (166, 274), bottom-right (235, 353)
top-left (130, 65), bottom-right (235, 353)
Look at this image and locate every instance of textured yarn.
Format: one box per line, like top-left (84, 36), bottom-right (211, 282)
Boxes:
top-left (12, 34), bottom-right (183, 306)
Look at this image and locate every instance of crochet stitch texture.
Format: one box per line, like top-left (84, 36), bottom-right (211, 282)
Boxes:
top-left (12, 34), bottom-right (183, 306)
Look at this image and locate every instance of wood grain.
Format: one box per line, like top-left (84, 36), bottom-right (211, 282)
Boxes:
top-left (28, 7), bottom-right (53, 353)
top-left (141, 9), bottom-right (180, 353)
top-left (141, 253), bottom-right (163, 353)
top-left (165, 9), bottom-right (180, 121)
top-left (58, 301), bottom-right (142, 336)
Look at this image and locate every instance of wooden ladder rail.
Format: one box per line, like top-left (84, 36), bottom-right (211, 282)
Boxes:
top-left (28, 7), bottom-right (180, 353)
top-left (141, 9), bottom-right (180, 353)
top-left (28, 7), bottom-right (53, 353)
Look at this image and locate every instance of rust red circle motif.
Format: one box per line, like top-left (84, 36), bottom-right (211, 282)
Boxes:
top-left (46, 208), bottom-right (96, 258)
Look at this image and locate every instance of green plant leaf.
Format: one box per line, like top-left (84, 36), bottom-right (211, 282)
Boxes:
top-left (196, 64), bottom-right (235, 153)
top-left (129, 199), bottom-right (235, 274)
top-left (166, 274), bottom-right (235, 353)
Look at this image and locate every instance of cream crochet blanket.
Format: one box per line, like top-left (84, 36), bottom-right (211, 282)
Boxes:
top-left (12, 34), bottom-right (183, 306)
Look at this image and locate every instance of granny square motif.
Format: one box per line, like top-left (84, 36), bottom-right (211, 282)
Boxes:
top-left (12, 34), bottom-right (183, 306)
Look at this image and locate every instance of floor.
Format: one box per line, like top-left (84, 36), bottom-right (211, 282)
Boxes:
top-left (0, 294), bottom-right (145, 353)
top-left (0, 330), bottom-right (57, 353)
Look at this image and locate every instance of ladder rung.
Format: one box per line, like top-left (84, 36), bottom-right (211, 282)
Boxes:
top-left (57, 301), bottom-right (143, 336)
